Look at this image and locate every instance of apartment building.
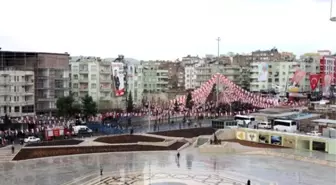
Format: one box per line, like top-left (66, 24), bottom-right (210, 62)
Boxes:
top-left (141, 61), bottom-right (169, 94)
top-left (252, 48), bottom-right (281, 62)
top-left (0, 70), bottom-right (35, 117)
top-left (233, 54), bottom-right (253, 67)
top-left (0, 50), bottom-right (70, 116)
top-left (159, 62), bottom-right (184, 90)
top-left (184, 64), bottom-right (198, 90)
top-left (194, 64), bottom-right (244, 89)
top-left (249, 61), bottom-right (298, 95)
top-left (70, 57), bottom-right (102, 102)
top-left (299, 54), bottom-right (321, 92)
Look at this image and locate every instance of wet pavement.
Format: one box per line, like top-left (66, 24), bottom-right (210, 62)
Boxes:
top-left (0, 146), bottom-right (335, 185)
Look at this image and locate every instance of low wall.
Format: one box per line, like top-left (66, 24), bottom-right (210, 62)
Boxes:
top-left (137, 140), bottom-right (176, 147)
top-left (235, 128), bottom-right (336, 154)
top-left (215, 129), bottom-right (236, 140)
top-left (198, 142), bottom-right (233, 153)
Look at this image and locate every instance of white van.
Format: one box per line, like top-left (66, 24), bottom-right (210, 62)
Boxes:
top-left (258, 122), bottom-right (271, 129)
top-left (73, 125), bottom-right (93, 135)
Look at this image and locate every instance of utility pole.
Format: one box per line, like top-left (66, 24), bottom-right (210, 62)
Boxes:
top-left (331, 0), bottom-right (336, 22)
top-left (216, 37), bottom-right (221, 58)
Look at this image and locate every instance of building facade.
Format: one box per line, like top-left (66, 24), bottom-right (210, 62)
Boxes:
top-left (249, 61), bottom-right (298, 95)
top-left (0, 51), bottom-right (70, 116)
top-left (0, 70), bottom-right (35, 117)
top-left (299, 54), bottom-right (321, 92)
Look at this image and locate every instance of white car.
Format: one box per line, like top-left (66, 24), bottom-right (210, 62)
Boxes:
top-left (24, 136), bottom-right (41, 143)
top-left (307, 131), bottom-right (321, 137)
top-left (258, 122), bottom-right (271, 129)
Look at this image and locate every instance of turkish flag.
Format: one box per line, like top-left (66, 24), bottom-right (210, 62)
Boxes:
top-left (309, 74), bottom-right (320, 91)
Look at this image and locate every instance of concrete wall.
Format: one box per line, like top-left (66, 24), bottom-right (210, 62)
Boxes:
top-left (215, 129), bottom-right (236, 140)
top-left (235, 128), bottom-right (335, 154)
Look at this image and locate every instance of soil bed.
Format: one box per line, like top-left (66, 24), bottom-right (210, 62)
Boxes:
top-left (13, 142), bottom-right (186, 161)
top-left (151, 127), bottom-right (216, 138)
top-left (224, 139), bottom-right (287, 148)
top-left (94, 135), bottom-right (165, 144)
top-left (25, 139), bottom-right (83, 147)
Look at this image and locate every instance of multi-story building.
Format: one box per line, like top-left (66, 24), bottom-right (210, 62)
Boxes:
top-left (252, 48), bottom-right (281, 62)
top-left (70, 56), bottom-right (142, 109)
top-left (194, 64), bottom-right (244, 89)
top-left (0, 70), bottom-right (35, 117)
top-left (0, 50), bottom-right (70, 116)
top-left (70, 56), bottom-right (102, 102)
top-left (159, 62), bottom-right (184, 90)
top-left (233, 54), bottom-right (253, 67)
top-left (320, 55), bottom-right (336, 85)
top-left (249, 61), bottom-right (298, 95)
top-left (299, 54), bottom-right (321, 92)
top-left (184, 64), bottom-right (198, 90)
top-left (141, 61), bottom-right (169, 93)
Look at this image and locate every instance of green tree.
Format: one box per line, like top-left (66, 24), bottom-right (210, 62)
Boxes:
top-left (174, 100), bottom-right (179, 112)
top-left (81, 94), bottom-right (98, 121)
top-left (127, 91), bottom-right (134, 113)
top-left (185, 92), bottom-right (193, 109)
top-left (56, 95), bottom-right (81, 118)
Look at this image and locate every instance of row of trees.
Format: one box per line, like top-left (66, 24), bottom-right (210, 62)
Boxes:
top-left (56, 92), bottom-right (135, 120)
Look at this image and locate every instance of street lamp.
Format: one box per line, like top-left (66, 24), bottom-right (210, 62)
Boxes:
top-left (331, 0), bottom-right (336, 22)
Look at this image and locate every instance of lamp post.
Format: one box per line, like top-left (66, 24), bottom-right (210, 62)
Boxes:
top-left (331, 0), bottom-right (336, 22)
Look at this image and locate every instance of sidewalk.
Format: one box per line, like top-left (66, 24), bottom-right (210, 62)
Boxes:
top-left (0, 144), bottom-right (21, 162)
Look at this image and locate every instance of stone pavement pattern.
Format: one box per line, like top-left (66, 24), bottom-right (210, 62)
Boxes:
top-left (0, 147), bottom-right (334, 185)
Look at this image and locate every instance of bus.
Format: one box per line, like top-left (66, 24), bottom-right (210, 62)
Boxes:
top-left (212, 119), bottom-right (238, 129)
top-left (234, 115), bottom-right (255, 127)
top-left (273, 119), bottom-right (297, 133)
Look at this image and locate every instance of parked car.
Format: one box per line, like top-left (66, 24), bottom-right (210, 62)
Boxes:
top-left (307, 131), bottom-right (321, 136)
top-left (258, 122), bottom-right (271, 129)
top-left (24, 136), bottom-right (41, 143)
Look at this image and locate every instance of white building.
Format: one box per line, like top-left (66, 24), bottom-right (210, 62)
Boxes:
top-left (0, 70), bottom-right (35, 117)
top-left (70, 56), bottom-right (142, 110)
top-left (184, 64), bottom-right (198, 90)
top-left (299, 55), bottom-right (321, 92)
top-left (249, 61), bottom-right (298, 95)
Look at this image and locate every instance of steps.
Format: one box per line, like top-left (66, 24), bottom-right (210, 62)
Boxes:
top-left (0, 145), bottom-right (20, 162)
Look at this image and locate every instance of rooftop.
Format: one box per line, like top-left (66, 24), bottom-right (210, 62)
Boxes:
top-left (312, 119), bottom-right (336, 125)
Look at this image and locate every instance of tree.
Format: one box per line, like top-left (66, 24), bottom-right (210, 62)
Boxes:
top-left (56, 95), bottom-right (81, 118)
top-left (81, 94), bottom-right (98, 121)
top-left (127, 91), bottom-right (134, 113)
top-left (206, 84), bottom-right (217, 103)
top-left (185, 92), bottom-right (193, 109)
top-left (174, 100), bottom-right (179, 112)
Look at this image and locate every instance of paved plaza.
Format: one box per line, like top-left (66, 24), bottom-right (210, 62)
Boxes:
top-left (0, 146), bottom-right (335, 185)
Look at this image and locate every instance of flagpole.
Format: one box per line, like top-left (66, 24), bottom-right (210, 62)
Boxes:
top-left (148, 99), bottom-right (151, 132)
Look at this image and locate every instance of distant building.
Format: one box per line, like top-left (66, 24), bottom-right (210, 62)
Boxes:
top-left (0, 50), bottom-right (70, 116)
top-left (252, 48), bottom-right (281, 62)
top-left (159, 62), bottom-right (184, 90)
top-left (233, 54), bottom-right (252, 67)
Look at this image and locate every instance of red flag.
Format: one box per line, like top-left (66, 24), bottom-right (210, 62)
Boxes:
top-left (309, 74), bottom-right (320, 91)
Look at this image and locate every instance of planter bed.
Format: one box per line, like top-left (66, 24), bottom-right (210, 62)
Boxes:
top-left (13, 142), bottom-right (186, 161)
top-left (25, 139), bottom-right (83, 147)
top-left (223, 139), bottom-right (287, 148)
top-left (94, 135), bottom-right (164, 144)
top-left (151, 127), bottom-right (216, 138)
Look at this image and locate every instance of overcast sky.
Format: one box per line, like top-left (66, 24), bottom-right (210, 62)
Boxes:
top-left (0, 0), bottom-right (335, 60)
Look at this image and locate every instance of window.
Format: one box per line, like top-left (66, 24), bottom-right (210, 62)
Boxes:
top-left (73, 83), bottom-right (78, 88)
top-left (91, 65), bottom-right (97, 71)
top-left (91, 83), bottom-right (97, 89)
top-left (91, 74), bottom-right (97, 80)
top-left (14, 106), bottom-right (20, 112)
top-left (73, 74), bottom-right (78, 80)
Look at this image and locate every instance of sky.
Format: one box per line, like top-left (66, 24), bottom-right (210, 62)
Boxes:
top-left (0, 0), bottom-right (335, 60)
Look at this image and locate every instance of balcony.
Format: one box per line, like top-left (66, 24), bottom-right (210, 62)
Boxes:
top-left (24, 91), bottom-right (34, 95)
top-left (100, 86), bottom-right (111, 92)
top-left (100, 96), bottom-right (111, 101)
top-left (100, 78), bottom-right (111, 83)
top-left (24, 79), bottom-right (35, 85)
top-left (79, 87), bottom-right (89, 91)
top-left (38, 96), bottom-right (54, 101)
top-left (100, 69), bottom-right (110, 74)
top-left (79, 78), bottom-right (89, 82)
top-left (79, 69), bottom-right (89, 74)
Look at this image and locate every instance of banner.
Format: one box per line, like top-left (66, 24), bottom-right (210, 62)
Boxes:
top-left (112, 62), bottom-right (125, 96)
top-left (322, 74), bottom-right (332, 87)
top-left (258, 63), bottom-right (268, 82)
top-left (291, 69), bottom-right (306, 84)
top-left (309, 74), bottom-right (320, 91)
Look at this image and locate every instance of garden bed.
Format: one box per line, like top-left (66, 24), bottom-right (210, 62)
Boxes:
top-left (224, 139), bottom-right (286, 148)
top-left (25, 139), bottom-right (83, 147)
top-left (13, 142), bottom-right (186, 161)
top-left (94, 135), bottom-right (165, 144)
top-left (151, 127), bottom-right (216, 138)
